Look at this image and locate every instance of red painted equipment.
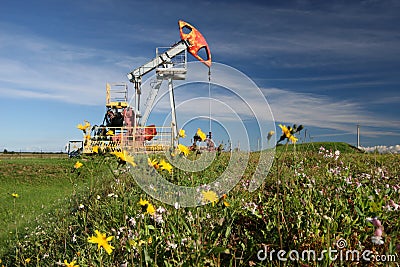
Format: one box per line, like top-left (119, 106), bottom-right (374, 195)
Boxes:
top-left (179, 20), bottom-right (211, 67)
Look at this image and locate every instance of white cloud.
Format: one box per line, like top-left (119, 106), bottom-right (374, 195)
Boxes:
top-left (264, 87), bottom-right (400, 137)
top-left (0, 28), bottom-right (146, 105)
top-left (361, 145), bottom-right (400, 154)
top-left (135, 62), bottom-right (400, 140)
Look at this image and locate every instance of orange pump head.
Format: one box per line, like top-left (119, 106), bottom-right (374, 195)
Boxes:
top-left (179, 20), bottom-right (211, 67)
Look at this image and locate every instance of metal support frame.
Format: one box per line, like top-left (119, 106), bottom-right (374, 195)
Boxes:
top-left (168, 77), bottom-right (178, 146)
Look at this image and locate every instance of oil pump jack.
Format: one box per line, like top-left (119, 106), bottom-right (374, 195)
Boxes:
top-left (81, 20), bottom-right (212, 154)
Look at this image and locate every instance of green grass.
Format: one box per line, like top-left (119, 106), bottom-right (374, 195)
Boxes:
top-left (0, 143), bottom-right (399, 266)
top-left (275, 141), bottom-right (361, 153)
top-left (0, 158), bottom-right (89, 255)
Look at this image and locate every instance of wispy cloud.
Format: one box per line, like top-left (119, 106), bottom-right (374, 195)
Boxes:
top-left (264, 87), bottom-right (400, 137)
top-left (0, 26), bottom-right (146, 105)
top-left (1, 0), bottom-right (399, 151)
top-left (137, 61), bottom-right (399, 140)
top-left (203, 1), bottom-right (400, 70)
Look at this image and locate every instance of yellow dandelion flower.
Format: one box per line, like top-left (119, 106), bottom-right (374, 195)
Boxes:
top-left (77, 124), bottom-right (85, 131)
top-left (289, 135), bottom-right (298, 144)
top-left (77, 120), bottom-right (90, 132)
top-left (146, 203), bottom-right (156, 215)
top-left (88, 230), bottom-right (115, 255)
top-left (64, 260), bottom-right (79, 267)
top-left (138, 198), bottom-right (156, 215)
top-left (11, 193), bottom-right (19, 198)
top-left (139, 198), bottom-right (150, 207)
top-left (148, 158), bottom-right (159, 169)
top-left (111, 151), bottom-right (136, 166)
top-left (196, 128), bottom-right (207, 141)
top-left (159, 159), bottom-right (173, 173)
top-left (278, 124), bottom-right (291, 138)
top-left (177, 144), bottom-right (190, 156)
top-left (92, 146), bottom-right (99, 154)
top-left (178, 129), bottom-right (186, 138)
top-left (202, 190), bottom-right (218, 206)
top-left (278, 124), bottom-right (298, 144)
top-left (74, 161), bottom-right (83, 169)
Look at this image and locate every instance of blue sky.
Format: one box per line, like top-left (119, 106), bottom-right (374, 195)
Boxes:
top-left (1, 0), bottom-right (399, 152)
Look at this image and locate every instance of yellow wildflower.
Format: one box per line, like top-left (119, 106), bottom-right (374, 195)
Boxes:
top-left (278, 124), bottom-right (291, 138)
top-left (11, 193), bottom-right (19, 198)
top-left (220, 194), bottom-right (230, 207)
top-left (159, 159), bottom-right (173, 173)
top-left (106, 130), bottom-right (114, 136)
top-left (178, 129), bottom-right (186, 138)
top-left (278, 124), bottom-right (298, 144)
top-left (74, 161), bottom-right (83, 169)
top-left (148, 158), bottom-right (159, 169)
top-left (196, 128), bottom-right (207, 141)
top-left (146, 203), bottom-right (156, 215)
top-left (267, 130), bottom-right (275, 141)
top-left (25, 258), bottom-right (31, 263)
top-left (77, 120), bottom-right (90, 132)
top-left (128, 239), bottom-right (137, 247)
top-left (92, 146), bottom-right (99, 154)
top-left (177, 144), bottom-right (190, 156)
top-left (202, 190), bottom-right (218, 206)
top-left (138, 198), bottom-right (155, 215)
top-left (139, 198), bottom-right (150, 207)
top-left (111, 151), bottom-right (136, 166)
top-left (64, 260), bottom-right (79, 267)
top-left (87, 230), bottom-right (115, 255)
top-left (289, 135), bottom-right (298, 144)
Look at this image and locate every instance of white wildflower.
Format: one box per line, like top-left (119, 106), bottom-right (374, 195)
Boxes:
top-left (371, 235), bottom-right (384, 245)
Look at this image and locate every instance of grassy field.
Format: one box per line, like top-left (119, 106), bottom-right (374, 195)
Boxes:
top-left (0, 143), bottom-right (399, 266)
top-left (0, 157), bottom-right (89, 254)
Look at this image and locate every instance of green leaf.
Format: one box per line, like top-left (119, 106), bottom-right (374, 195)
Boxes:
top-left (212, 247), bottom-right (230, 254)
top-left (355, 206), bottom-right (364, 216)
top-left (225, 225), bottom-right (232, 239)
top-left (144, 247), bottom-right (152, 263)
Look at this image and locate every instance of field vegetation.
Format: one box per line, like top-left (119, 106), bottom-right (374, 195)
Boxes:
top-left (0, 142), bottom-right (399, 266)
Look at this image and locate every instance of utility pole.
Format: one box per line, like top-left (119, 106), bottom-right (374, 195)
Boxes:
top-left (357, 124), bottom-right (360, 148)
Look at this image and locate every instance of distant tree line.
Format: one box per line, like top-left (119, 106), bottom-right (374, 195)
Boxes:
top-left (2, 149), bottom-right (65, 154)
